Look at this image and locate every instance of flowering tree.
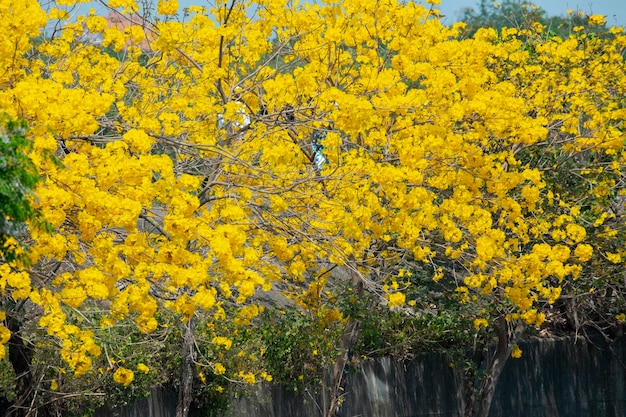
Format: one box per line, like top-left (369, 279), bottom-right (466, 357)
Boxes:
top-left (1, 0), bottom-right (626, 416)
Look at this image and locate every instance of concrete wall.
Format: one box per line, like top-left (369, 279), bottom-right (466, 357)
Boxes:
top-left (490, 335), bottom-right (626, 417)
top-left (228, 335), bottom-right (626, 417)
top-left (97, 335), bottom-right (626, 417)
top-left (94, 387), bottom-right (177, 417)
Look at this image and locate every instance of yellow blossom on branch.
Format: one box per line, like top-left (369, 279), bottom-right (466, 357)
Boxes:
top-left (511, 345), bottom-right (522, 359)
top-left (113, 367), bottom-right (135, 386)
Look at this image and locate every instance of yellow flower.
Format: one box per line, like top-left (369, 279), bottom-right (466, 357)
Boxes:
top-left (212, 336), bottom-right (233, 350)
top-left (566, 224), bottom-right (586, 243)
top-left (100, 316), bottom-right (116, 329)
top-left (122, 129), bottom-right (155, 154)
top-left (113, 367), bottom-right (135, 386)
top-left (455, 287), bottom-right (469, 304)
top-left (48, 8), bottom-right (70, 20)
top-left (238, 371), bottom-right (256, 384)
top-left (213, 362), bottom-right (226, 375)
top-left (606, 252), bottom-right (622, 264)
top-left (108, 0), bottom-right (139, 11)
top-left (433, 267), bottom-right (444, 282)
top-left (386, 292), bottom-right (406, 307)
top-left (511, 345), bottom-right (522, 359)
top-left (588, 14), bottom-right (606, 25)
top-left (574, 244), bottom-right (593, 262)
top-left (550, 245), bottom-right (571, 263)
top-left (137, 363), bottom-right (149, 374)
top-left (473, 318), bottom-right (488, 329)
top-left (0, 325), bottom-right (11, 345)
top-left (157, 0), bottom-right (178, 15)
top-left (50, 379), bottom-right (58, 391)
top-left (476, 235), bottom-right (496, 261)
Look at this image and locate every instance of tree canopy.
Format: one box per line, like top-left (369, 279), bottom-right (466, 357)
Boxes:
top-left (459, 0), bottom-right (612, 38)
top-left (1, 0), bottom-right (626, 416)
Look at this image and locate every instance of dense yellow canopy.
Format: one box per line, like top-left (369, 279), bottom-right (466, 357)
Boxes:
top-left (1, 0), bottom-right (625, 387)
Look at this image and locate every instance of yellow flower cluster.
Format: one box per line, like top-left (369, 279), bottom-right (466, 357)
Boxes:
top-left (212, 336), bottom-right (233, 350)
top-left (236, 371), bottom-right (256, 384)
top-left (511, 344), bottom-right (523, 359)
top-left (157, 0), bottom-right (178, 15)
top-left (386, 292), bottom-right (406, 308)
top-left (0, 312), bottom-right (9, 361)
top-left (473, 318), bottom-right (488, 329)
top-left (113, 367), bottom-right (135, 386)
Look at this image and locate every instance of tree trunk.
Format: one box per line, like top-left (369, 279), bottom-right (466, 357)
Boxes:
top-left (176, 319), bottom-right (195, 417)
top-left (472, 317), bottom-right (523, 417)
top-left (323, 266), bottom-right (363, 417)
top-left (323, 316), bottom-right (361, 417)
top-left (462, 340), bottom-right (485, 417)
top-left (1, 304), bottom-right (34, 417)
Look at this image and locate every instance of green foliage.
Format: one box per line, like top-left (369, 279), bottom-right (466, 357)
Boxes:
top-left (0, 356), bottom-right (16, 404)
top-left (258, 307), bottom-right (342, 393)
top-left (357, 307), bottom-right (474, 358)
top-left (334, 281), bottom-right (474, 359)
top-left (459, 0), bottom-right (611, 39)
top-left (459, 0), bottom-right (545, 35)
top-left (0, 115), bottom-right (46, 262)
